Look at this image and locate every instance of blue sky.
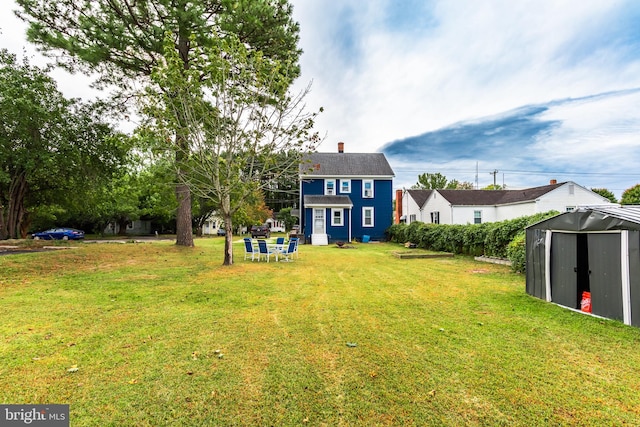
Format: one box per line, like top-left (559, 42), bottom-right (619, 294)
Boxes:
top-left (3, 1), bottom-right (640, 197)
top-left (291, 0), bottom-right (640, 196)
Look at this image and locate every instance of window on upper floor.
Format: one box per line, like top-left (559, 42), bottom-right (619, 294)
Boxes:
top-left (363, 207), bottom-right (374, 227)
top-left (363, 180), bottom-right (374, 198)
top-left (340, 179), bottom-right (351, 194)
top-left (325, 179), bottom-right (335, 195)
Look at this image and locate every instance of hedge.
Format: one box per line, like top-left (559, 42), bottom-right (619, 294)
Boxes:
top-left (386, 211), bottom-right (558, 273)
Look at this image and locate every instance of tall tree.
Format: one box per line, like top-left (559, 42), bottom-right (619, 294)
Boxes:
top-left (147, 34), bottom-right (319, 265)
top-left (621, 184), bottom-right (640, 205)
top-left (591, 187), bottom-right (617, 203)
top-left (412, 172), bottom-right (474, 190)
top-left (16, 0), bottom-right (302, 247)
top-left (0, 50), bottom-right (129, 239)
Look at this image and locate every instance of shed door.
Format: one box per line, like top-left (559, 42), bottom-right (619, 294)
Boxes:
top-left (551, 233), bottom-right (578, 308)
top-left (588, 233), bottom-right (623, 321)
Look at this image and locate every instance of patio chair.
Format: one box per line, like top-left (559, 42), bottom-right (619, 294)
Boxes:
top-left (275, 237), bottom-right (285, 249)
top-left (289, 237), bottom-right (299, 259)
top-left (243, 238), bottom-right (257, 261)
top-left (257, 239), bottom-right (276, 262)
top-left (279, 240), bottom-right (298, 262)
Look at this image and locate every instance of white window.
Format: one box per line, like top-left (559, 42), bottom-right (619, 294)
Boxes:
top-left (363, 207), bottom-right (374, 227)
top-left (409, 214), bottom-right (416, 223)
top-left (331, 208), bottom-right (343, 226)
top-left (474, 210), bottom-right (482, 224)
top-left (569, 184), bottom-right (575, 195)
top-left (430, 211), bottom-right (440, 224)
top-left (363, 180), bottom-right (374, 198)
top-left (325, 179), bottom-right (335, 195)
top-left (340, 179), bottom-right (351, 194)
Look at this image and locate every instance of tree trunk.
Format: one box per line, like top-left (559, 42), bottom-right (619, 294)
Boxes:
top-left (175, 181), bottom-right (194, 247)
top-left (222, 194), bottom-right (233, 265)
top-left (117, 218), bottom-right (129, 236)
top-left (0, 202), bottom-right (6, 240)
top-left (6, 171), bottom-right (28, 239)
top-left (174, 32), bottom-right (194, 248)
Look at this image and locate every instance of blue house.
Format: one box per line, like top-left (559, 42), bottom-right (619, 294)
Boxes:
top-left (299, 142), bottom-right (395, 245)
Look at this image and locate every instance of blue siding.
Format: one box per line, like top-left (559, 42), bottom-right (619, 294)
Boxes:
top-left (301, 177), bottom-right (393, 242)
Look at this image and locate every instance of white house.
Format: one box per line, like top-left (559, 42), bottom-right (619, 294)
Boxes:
top-left (399, 181), bottom-right (612, 225)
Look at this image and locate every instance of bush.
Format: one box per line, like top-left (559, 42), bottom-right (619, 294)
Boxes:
top-left (507, 232), bottom-right (526, 273)
top-left (385, 210), bottom-right (561, 273)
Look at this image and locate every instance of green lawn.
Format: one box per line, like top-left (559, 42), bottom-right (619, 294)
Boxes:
top-left (2, 238), bottom-right (640, 426)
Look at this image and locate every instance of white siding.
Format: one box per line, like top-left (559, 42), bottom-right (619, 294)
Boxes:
top-left (426, 191), bottom-right (452, 224)
top-left (418, 182), bottom-right (611, 225)
top-left (536, 183), bottom-right (609, 213)
top-left (403, 192), bottom-right (430, 223)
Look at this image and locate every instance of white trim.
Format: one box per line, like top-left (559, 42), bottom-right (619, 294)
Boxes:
top-left (544, 230), bottom-right (552, 302)
top-left (362, 179), bottom-right (374, 199)
top-left (331, 208), bottom-right (344, 226)
top-left (301, 174), bottom-right (394, 179)
top-left (313, 208), bottom-right (326, 235)
top-left (621, 230), bottom-right (631, 325)
top-left (349, 207), bottom-right (353, 242)
top-left (325, 179), bottom-right (336, 195)
top-left (363, 207), bottom-right (374, 227)
top-left (340, 179), bottom-right (351, 194)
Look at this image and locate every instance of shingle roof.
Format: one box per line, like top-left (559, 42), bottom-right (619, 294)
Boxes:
top-left (303, 195), bottom-right (353, 207)
top-left (406, 189), bottom-right (433, 208)
top-left (300, 153), bottom-right (395, 177)
top-left (437, 182), bottom-right (565, 206)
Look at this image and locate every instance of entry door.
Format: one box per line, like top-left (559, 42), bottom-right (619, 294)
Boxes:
top-left (551, 233), bottom-right (579, 308)
top-left (313, 209), bottom-right (325, 234)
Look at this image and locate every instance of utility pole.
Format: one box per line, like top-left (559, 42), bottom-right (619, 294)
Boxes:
top-left (489, 169), bottom-right (498, 188)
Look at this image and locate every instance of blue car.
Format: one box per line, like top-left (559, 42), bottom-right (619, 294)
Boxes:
top-left (32, 228), bottom-right (85, 241)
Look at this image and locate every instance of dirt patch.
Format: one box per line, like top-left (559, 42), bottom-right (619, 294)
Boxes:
top-left (0, 245), bottom-right (76, 256)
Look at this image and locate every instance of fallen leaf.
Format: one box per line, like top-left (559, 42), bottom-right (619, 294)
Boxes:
top-left (67, 365), bottom-right (79, 373)
top-left (128, 379), bottom-right (138, 384)
top-left (346, 342), bottom-right (357, 348)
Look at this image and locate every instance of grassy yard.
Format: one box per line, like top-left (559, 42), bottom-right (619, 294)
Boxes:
top-left (2, 238), bottom-right (640, 426)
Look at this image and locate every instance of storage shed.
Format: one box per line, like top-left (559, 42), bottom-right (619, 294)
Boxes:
top-left (526, 206), bottom-right (640, 327)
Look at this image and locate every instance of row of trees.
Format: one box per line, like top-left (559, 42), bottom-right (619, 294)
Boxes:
top-left (14, 0), bottom-right (319, 264)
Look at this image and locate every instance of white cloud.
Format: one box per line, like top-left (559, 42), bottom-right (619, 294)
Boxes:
top-left (292, 0), bottom-right (640, 156)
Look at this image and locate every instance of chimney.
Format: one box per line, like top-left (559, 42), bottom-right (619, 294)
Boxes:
top-left (550, 179), bottom-right (557, 185)
top-left (338, 142), bottom-right (344, 153)
top-left (395, 189), bottom-right (403, 224)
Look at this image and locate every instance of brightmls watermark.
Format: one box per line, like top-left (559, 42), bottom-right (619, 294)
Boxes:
top-left (1, 405), bottom-right (69, 426)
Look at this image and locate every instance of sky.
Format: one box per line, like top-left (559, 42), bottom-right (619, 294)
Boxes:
top-left (2, 1), bottom-right (640, 197)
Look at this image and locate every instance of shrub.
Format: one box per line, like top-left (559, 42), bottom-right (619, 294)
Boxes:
top-left (507, 232), bottom-right (526, 273)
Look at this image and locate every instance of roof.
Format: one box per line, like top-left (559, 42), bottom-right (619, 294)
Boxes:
top-left (303, 195), bottom-right (353, 207)
top-left (436, 182), bottom-right (565, 206)
top-left (300, 153), bottom-right (395, 177)
top-left (527, 205), bottom-right (640, 232)
top-left (406, 189), bottom-right (433, 208)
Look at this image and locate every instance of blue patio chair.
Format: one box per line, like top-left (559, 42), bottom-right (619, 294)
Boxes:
top-left (279, 240), bottom-right (298, 262)
top-left (257, 239), bottom-right (276, 262)
top-left (289, 237), bottom-right (299, 259)
top-left (243, 238), bottom-right (257, 261)
top-left (275, 237), bottom-right (285, 251)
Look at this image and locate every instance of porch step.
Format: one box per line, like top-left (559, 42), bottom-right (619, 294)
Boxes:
top-left (311, 234), bottom-right (328, 246)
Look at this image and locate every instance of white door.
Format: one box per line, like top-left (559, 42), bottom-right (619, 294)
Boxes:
top-left (313, 209), bottom-right (325, 234)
